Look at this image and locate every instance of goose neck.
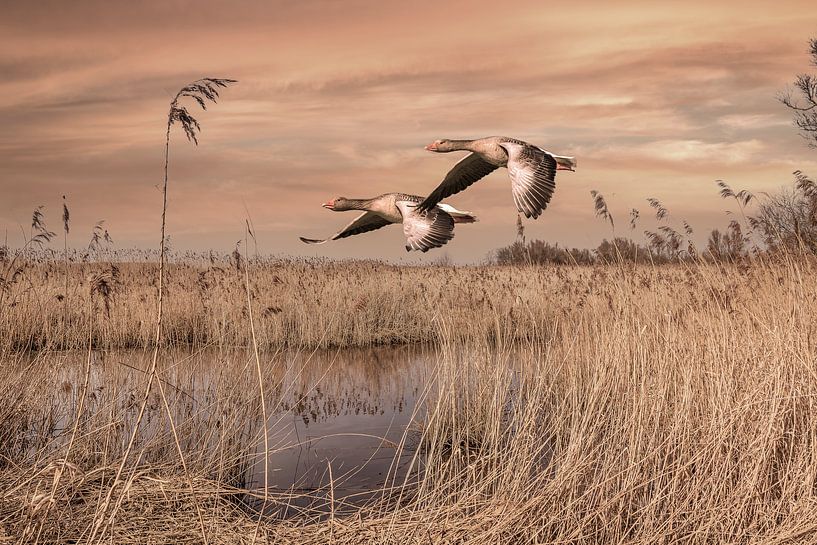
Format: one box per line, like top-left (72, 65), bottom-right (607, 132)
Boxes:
top-left (447, 139), bottom-right (476, 152)
top-left (344, 198), bottom-right (374, 211)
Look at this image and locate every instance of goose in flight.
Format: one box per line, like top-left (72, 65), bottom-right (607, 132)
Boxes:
top-left (416, 136), bottom-right (576, 219)
top-left (300, 193), bottom-right (477, 252)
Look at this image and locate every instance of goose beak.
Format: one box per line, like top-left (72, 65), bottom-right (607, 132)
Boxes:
top-left (425, 142), bottom-right (438, 151)
top-left (322, 200), bottom-right (334, 210)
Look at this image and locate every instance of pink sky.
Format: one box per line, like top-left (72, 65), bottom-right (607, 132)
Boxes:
top-left (2, 1), bottom-right (816, 262)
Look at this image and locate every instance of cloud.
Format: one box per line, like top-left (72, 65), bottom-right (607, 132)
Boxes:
top-left (630, 139), bottom-right (766, 164)
top-left (717, 114), bottom-right (791, 129)
top-left (1, 0), bottom-right (816, 261)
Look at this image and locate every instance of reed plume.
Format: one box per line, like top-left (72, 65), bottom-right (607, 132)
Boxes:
top-left (92, 77), bottom-right (236, 542)
top-left (30, 206), bottom-right (56, 249)
top-left (646, 197), bottom-right (668, 221)
top-left (629, 208), bottom-right (640, 230)
top-left (590, 190), bottom-right (614, 229)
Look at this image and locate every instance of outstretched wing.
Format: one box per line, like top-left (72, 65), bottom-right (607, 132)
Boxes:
top-left (299, 212), bottom-right (391, 245)
top-left (416, 153), bottom-right (498, 213)
top-left (396, 201), bottom-right (456, 252)
top-left (500, 142), bottom-right (557, 219)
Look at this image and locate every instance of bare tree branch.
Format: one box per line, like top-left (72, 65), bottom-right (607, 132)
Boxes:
top-left (780, 38), bottom-right (817, 147)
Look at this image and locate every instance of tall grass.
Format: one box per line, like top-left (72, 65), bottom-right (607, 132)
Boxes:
top-left (2, 257), bottom-right (817, 542)
top-left (83, 77), bottom-right (237, 542)
top-left (11, 255), bottom-right (810, 352)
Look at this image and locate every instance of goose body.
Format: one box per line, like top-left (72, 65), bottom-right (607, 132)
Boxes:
top-left (300, 193), bottom-right (477, 252)
top-left (417, 136), bottom-right (576, 219)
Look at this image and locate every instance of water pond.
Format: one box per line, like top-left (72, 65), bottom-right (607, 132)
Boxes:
top-left (32, 345), bottom-right (439, 517)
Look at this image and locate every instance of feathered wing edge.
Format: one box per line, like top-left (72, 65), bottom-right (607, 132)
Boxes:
top-left (416, 153), bottom-right (498, 213)
top-left (500, 142), bottom-right (558, 219)
top-left (398, 202), bottom-right (456, 252)
top-left (300, 211), bottom-right (391, 245)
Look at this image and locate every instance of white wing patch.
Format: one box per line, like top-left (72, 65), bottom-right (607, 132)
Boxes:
top-left (500, 141), bottom-right (558, 220)
top-left (396, 201), bottom-right (455, 252)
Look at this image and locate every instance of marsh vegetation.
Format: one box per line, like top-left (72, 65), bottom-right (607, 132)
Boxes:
top-left (2, 253), bottom-right (817, 543)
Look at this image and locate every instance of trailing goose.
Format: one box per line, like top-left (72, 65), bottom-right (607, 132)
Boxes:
top-left (300, 193), bottom-right (477, 252)
top-left (417, 136), bottom-right (576, 219)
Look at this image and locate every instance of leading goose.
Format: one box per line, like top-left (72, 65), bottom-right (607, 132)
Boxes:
top-left (300, 193), bottom-right (477, 252)
top-left (416, 136), bottom-right (576, 219)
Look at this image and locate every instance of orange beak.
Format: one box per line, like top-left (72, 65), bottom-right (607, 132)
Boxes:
top-left (425, 142), bottom-right (438, 151)
top-left (322, 199), bottom-right (335, 209)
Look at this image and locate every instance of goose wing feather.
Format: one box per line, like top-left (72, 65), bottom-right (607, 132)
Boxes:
top-left (416, 153), bottom-right (498, 213)
top-left (299, 211), bottom-right (391, 245)
top-left (396, 201), bottom-right (456, 252)
top-left (500, 141), bottom-right (558, 219)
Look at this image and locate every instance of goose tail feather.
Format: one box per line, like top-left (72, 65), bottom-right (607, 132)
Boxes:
top-left (552, 155), bottom-right (576, 171)
top-left (437, 203), bottom-right (478, 223)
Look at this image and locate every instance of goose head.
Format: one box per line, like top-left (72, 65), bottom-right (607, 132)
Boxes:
top-left (322, 197), bottom-right (349, 211)
top-left (425, 139), bottom-right (453, 152)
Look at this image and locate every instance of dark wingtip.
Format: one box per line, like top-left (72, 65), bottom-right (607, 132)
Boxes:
top-left (300, 237), bottom-right (319, 244)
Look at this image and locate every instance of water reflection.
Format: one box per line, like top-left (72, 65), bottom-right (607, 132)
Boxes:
top-left (35, 344), bottom-right (436, 516)
top-left (260, 346), bottom-right (433, 515)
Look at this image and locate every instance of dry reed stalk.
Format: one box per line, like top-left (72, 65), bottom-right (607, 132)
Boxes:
top-left (242, 224), bottom-right (270, 544)
top-left (61, 196), bottom-right (70, 344)
top-left (26, 296), bottom-right (93, 542)
top-left (90, 78), bottom-right (235, 543)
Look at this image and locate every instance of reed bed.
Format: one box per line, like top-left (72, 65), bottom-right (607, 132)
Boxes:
top-left (1, 256), bottom-right (817, 543)
top-left (2, 255), bottom-right (804, 351)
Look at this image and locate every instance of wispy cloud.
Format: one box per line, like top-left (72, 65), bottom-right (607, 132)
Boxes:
top-left (0, 0), bottom-right (815, 261)
top-left (630, 139), bottom-right (766, 164)
top-left (717, 114), bottom-right (791, 129)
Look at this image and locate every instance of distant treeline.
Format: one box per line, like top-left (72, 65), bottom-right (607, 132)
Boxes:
top-left (495, 171), bottom-right (817, 265)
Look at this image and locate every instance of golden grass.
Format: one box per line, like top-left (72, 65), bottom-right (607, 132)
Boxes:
top-left (2, 256), bottom-right (817, 543)
top-left (1, 257), bottom-right (573, 350)
top-left (4, 256), bottom-right (792, 351)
